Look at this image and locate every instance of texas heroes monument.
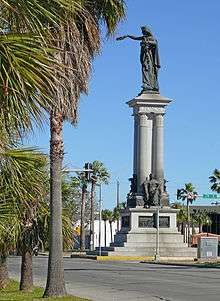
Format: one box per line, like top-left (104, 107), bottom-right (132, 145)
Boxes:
top-left (104, 26), bottom-right (197, 258)
top-left (117, 26), bottom-right (169, 209)
top-left (88, 27), bottom-right (197, 258)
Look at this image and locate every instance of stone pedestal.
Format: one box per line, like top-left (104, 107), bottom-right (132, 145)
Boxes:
top-left (87, 91), bottom-right (197, 259)
top-left (87, 207), bottom-right (197, 258)
top-left (127, 92), bottom-right (171, 208)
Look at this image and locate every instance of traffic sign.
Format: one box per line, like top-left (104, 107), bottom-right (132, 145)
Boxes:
top-left (202, 194), bottom-right (219, 199)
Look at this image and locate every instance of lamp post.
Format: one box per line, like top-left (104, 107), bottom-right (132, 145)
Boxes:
top-left (154, 206), bottom-right (160, 262)
top-left (96, 183), bottom-right (102, 256)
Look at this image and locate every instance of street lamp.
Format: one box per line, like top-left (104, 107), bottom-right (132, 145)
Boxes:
top-left (154, 206), bottom-right (160, 262)
top-left (96, 183), bottom-right (102, 256)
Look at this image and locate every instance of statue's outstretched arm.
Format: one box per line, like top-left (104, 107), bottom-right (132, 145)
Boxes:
top-left (116, 35), bottom-right (142, 41)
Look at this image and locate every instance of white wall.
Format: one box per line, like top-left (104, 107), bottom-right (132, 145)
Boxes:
top-left (93, 219), bottom-right (118, 248)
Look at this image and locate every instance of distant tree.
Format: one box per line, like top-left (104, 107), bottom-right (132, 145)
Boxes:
top-left (192, 210), bottom-right (212, 233)
top-left (62, 175), bottom-right (81, 222)
top-left (171, 202), bottom-right (187, 233)
top-left (177, 183), bottom-right (198, 245)
top-left (209, 169), bottom-right (220, 193)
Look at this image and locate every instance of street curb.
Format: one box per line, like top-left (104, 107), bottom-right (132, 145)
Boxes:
top-left (140, 261), bottom-right (220, 268)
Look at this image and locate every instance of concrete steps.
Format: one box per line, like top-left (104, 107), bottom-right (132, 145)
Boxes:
top-left (87, 225), bottom-right (197, 259)
top-left (87, 245), bottom-right (197, 257)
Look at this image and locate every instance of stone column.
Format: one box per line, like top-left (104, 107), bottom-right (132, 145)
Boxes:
top-left (133, 113), bottom-right (138, 176)
top-left (137, 113), bottom-right (152, 193)
top-left (153, 113), bottom-right (164, 180)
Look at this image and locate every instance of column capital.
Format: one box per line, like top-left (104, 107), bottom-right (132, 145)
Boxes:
top-left (138, 113), bottom-right (148, 127)
top-left (154, 113), bottom-right (164, 127)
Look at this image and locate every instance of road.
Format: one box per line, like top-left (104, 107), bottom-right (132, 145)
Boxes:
top-left (8, 256), bottom-right (220, 301)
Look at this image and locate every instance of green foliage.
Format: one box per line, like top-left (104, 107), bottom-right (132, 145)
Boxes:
top-left (91, 160), bottom-right (110, 185)
top-left (209, 169), bottom-right (220, 193)
top-left (171, 202), bottom-right (187, 223)
top-left (61, 173), bottom-right (92, 224)
top-left (112, 202), bottom-right (126, 221)
top-left (177, 183), bottom-right (198, 204)
top-left (62, 175), bottom-right (81, 221)
top-left (101, 209), bottom-right (112, 221)
top-left (192, 210), bottom-right (212, 227)
top-left (0, 145), bottom-right (73, 255)
top-left (0, 146), bottom-right (48, 256)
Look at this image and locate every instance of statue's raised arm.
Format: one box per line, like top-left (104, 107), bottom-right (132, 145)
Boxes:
top-left (116, 26), bottom-right (160, 93)
top-left (116, 35), bottom-right (142, 41)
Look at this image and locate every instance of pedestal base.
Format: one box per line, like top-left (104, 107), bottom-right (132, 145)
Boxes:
top-left (88, 207), bottom-right (197, 259)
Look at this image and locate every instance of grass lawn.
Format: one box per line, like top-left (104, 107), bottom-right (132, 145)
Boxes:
top-left (0, 280), bottom-right (91, 301)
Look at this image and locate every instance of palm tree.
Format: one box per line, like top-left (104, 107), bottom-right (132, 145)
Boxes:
top-left (171, 202), bottom-right (187, 235)
top-left (192, 210), bottom-right (212, 233)
top-left (0, 1), bottom-right (70, 137)
top-left (0, 200), bottom-right (21, 289)
top-left (45, 2), bottom-right (126, 297)
top-left (177, 183), bottom-right (198, 246)
top-left (0, 146), bottom-right (48, 291)
top-left (209, 169), bottom-right (220, 193)
top-left (0, 3), bottom-right (69, 293)
top-left (1, 0), bottom-right (126, 296)
top-left (90, 161), bottom-right (110, 251)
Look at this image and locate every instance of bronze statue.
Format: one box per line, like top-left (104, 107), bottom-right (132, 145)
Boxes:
top-left (117, 26), bottom-right (160, 93)
top-left (143, 174), bottom-right (161, 206)
top-left (129, 174), bottom-right (137, 194)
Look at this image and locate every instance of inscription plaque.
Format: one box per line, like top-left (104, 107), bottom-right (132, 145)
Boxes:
top-left (138, 216), bottom-right (170, 228)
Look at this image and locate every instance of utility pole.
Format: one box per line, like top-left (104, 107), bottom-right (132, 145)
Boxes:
top-left (116, 180), bottom-right (120, 232)
top-left (154, 207), bottom-right (160, 262)
top-left (186, 198), bottom-right (190, 247)
top-left (98, 184), bottom-right (102, 256)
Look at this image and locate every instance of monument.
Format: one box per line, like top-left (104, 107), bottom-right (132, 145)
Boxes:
top-left (88, 26), bottom-right (197, 258)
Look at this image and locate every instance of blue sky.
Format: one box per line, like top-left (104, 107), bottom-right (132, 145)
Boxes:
top-left (27, 0), bottom-right (220, 208)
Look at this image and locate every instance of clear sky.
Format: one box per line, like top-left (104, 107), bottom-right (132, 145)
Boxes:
top-left (26, 0), bottom-right (220, 208)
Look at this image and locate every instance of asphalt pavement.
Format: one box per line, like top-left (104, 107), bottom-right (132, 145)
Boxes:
top-left (8, 256), bottom-right (220, 301)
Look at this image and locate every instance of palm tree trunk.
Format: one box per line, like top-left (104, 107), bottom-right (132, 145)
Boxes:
top-left (0, 255), bottom-right (9, 289)
top-left (199, 223), bottom-right (203, 233)
top-left (80, 184), bottom-right (87, 252)
top-left (187, 199), bottom-right (190, 246)
top-left (44, 111), bottom-right (66, 297)
top-left (90, 180), bottom-right (96, 251)
top-left (20, 249), bottom-right (33, 291)
top-left (109, 221), bottom-right (113, 243)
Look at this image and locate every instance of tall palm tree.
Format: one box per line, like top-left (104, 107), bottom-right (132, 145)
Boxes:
top-left (177, 183), bottom-right (198, 246)
top-left (0, 3), bottom-right (69, 291)
top-left (0, 1), bottom-right (126, 296)
top-left (46, 2), bottom-right (126, 297)
top-left (90, 161), bottom-right (110, 251)
top-left (209, 169), bottom-right (220, 193)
